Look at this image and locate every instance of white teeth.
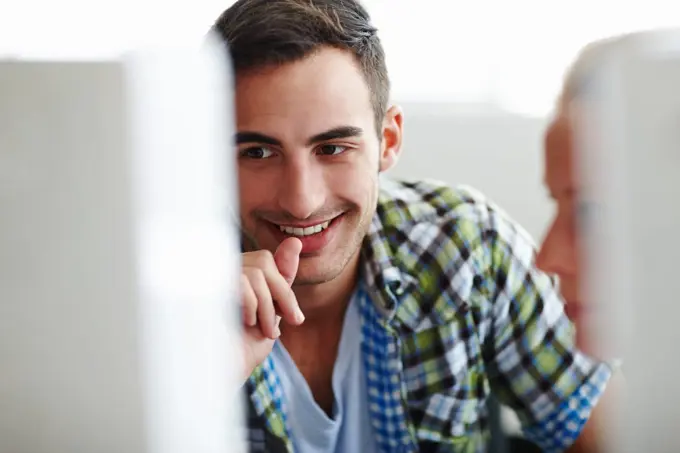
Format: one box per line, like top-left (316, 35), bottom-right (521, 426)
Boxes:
top-left (279, 220), bottom-right (330, 237)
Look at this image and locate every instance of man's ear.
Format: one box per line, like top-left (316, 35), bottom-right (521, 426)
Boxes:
top-left (379, 105), bottom-right (403, 173)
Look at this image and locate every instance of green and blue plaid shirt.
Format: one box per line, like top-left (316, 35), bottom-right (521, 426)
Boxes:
top-left (244, 178), bottom-right (611, 453)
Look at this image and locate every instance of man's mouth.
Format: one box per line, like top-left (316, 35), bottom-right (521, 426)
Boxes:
top-left (276, 220), bottom-right (331, 237)
top-left (262, 214), bottom-right (345, 255)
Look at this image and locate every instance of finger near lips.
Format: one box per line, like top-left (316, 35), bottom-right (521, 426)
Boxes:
top-left (243, 251), bottom-right (299, 317)
top-left (240, 243), bottom-right (305, 339)
top-left (274, 237), bottom-right (302, 284)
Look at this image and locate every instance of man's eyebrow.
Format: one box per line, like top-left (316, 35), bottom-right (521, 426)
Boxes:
top-left (235, 126), bottom-right (363, 147)
top-left (235, 131), bottom-right (282, 146)
top-left (306, 126), bottom-right (363, 146)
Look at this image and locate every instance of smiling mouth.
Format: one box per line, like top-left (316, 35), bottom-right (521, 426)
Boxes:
top-left (270, 215), bottom-right (341, 238)
top-left (277, 221), bottom-right (330, 237)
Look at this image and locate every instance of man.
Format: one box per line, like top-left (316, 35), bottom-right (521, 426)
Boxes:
top-left (538, 35), bottom-right (629, 354)
top-left (540, 47), bottom-right (596, 352)
top-left (538, 36), bottom-right (625, 451)
top-left (212, 1), bottom-right (613, 451)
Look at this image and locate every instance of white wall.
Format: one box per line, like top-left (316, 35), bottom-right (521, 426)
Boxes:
top-left (388, 102), bottom-right (552, 241)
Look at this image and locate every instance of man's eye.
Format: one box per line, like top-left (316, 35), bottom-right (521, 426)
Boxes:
top-left (317, 145), bottom-right (347, 156)
top-left (240, 146), bottom-right (275, 159)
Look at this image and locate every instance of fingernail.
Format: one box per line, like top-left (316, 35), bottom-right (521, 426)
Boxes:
top-left (296, 309), bottom-right (305, 324)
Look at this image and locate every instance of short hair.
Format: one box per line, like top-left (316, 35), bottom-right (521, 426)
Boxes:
top-left (212, 0), bottom-right (390, 135)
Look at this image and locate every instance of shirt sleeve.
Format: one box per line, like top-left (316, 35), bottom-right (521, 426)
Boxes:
top-left (478, 204), bottom-right (612, 452)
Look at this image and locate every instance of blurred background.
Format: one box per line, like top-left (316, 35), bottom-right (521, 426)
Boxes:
top-left (2, 0), bottom-right (679, 239)
top-left (2, 1), bottom-right (679, 447)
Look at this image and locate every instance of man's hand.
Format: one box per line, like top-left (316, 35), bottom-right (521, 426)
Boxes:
top-left (240, 237), bottom-right (305, 381)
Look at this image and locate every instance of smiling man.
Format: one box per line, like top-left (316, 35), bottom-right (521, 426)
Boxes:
top-left (211, 1), bottom-right (613, 452)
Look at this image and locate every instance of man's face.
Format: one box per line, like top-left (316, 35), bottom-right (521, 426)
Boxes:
top-left (537, 108), bottom-right (585, 328)
top-left (235, 47), bottom-right (402, 286)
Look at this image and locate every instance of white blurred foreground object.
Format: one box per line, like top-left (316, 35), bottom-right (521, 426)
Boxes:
top-left (575, 28), bottom-right (680, 453)
top-left (0, 36), bottom-right (245, 453)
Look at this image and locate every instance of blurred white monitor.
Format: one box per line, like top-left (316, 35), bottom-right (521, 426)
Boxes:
top-left (574, 28), bottom-right (680, 453)
top-left (0, 37), bottom-right (245, 453)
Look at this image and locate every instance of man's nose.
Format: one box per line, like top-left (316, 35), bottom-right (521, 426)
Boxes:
top-left (277, 157), bottom-right (327, 220)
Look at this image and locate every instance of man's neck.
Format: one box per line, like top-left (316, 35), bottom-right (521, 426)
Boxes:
top-left (278, 252), bottom-right (361, 414)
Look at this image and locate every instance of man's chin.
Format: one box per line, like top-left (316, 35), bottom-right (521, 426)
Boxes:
top-left (294, 257), bottom-right (337, 285)
top-left (296, 244), bottom-right (363, 286)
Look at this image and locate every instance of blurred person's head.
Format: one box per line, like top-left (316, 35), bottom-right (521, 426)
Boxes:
top-left (537, 36), bottom-right (622, 331)
top-left (212, 0), bottom-right (403, 288)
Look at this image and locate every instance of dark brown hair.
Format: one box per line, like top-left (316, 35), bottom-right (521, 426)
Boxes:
top-left (212, 0), bottom-right (390, 135)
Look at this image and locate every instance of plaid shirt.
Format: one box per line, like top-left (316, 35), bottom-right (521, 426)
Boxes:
top-left (244, 178), bottom-right (612, 453)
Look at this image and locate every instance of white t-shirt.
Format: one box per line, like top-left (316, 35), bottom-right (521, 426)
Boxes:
top-left (270, 292), bottom-right (378, 453)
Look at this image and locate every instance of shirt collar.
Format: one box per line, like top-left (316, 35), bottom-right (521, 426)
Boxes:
top-left (360, 204), bottom-right (419, 323)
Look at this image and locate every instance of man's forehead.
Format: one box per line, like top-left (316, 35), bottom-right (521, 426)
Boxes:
top-left (234, 56), bottom-right (373, 141)
top-left (235, 49), bottom-right (371, 108)
top-left (234, 105), bottom-right (369, 141)
top-left (544, 116), bottom-right (576, 196)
